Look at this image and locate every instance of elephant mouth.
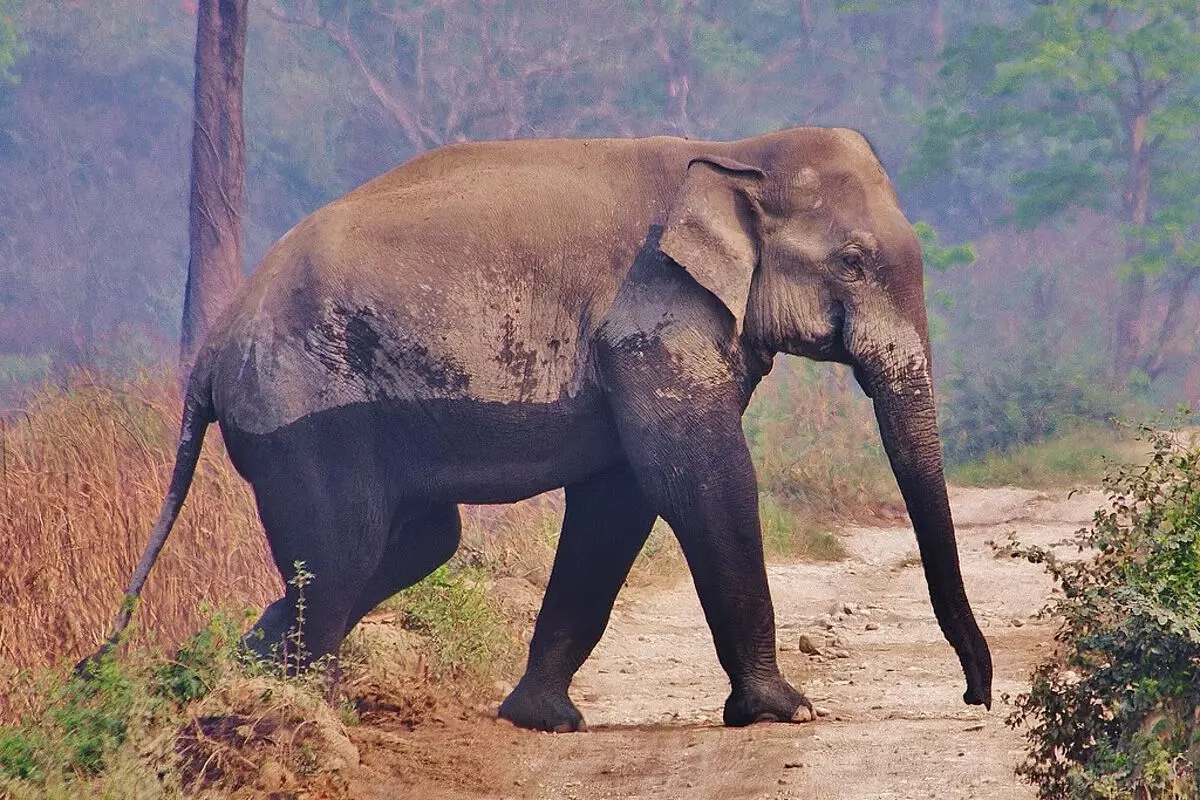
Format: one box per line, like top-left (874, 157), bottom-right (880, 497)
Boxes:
top-left (851, 363), bottom-right (874, 398)
top-left (781, 302), bottom-right (851, 365)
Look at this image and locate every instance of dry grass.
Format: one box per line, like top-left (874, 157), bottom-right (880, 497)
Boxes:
top-left (746, 360), bottom-right (903, 526)
top-left (0, 373), bottom-right (280, 685)
top-left (460, 497), bottom-right (564, 587)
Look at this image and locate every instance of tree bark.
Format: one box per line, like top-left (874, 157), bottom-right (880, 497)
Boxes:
top-left (798, 0), bottom-right (813, 51)
top-left (930, 0), bottom-right (944, 54)
top-left (1113, 109), bottom-right (1149, 385)
top-left (180, 0), bottom-right (248, 366)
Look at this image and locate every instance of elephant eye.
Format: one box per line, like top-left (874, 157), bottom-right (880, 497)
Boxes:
top-left (838, 247), bottom-right (867, 280)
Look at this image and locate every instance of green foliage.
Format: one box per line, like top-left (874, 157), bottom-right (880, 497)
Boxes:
top-left (152, 611), bottom-right (248, 706)
top-left (940, 343), bottom-right (1126, 464)
top-left (0, 611), bottom-right (254, 793)
top-left (911, 0), bottom-right (1200, 226)
top-left (0, 0), bottom-right (22, 86)
top-left (914, 220), bottom-right (975, 343)
top-left (0, 657), bottom-right (156, 789)
top-left (390, 563), bottom-right (515, 681)
top-left (909, 0), bottom-right (1200, 386)
top-left (34, 658), bottom-right (137, 778)
top-left (946, 425), bottom-right (1128, 489)
top-left (1006, 422), bottom-right (1200, 798)
top-left (914, 221), bottom-right (976, 274)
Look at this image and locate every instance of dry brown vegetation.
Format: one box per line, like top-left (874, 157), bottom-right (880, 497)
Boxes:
top-left (0, 373), bottom-right (279, 681)
top-left (747, 361), bottom-right (904, 527)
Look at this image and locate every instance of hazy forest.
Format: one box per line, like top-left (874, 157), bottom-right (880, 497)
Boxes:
top-left (0, 0), bottom-right (1197, 439)
top-left (2, 1), bottom-right (1200, 797)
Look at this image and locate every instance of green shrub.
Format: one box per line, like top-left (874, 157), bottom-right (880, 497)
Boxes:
top-left (1006, 423), bottom-right (1200, 798)
top-left (0, 612), bottom-right (248, 794)
top-left (940, 344), bottom-right (1126, 465)
top-left (0, 658), bottom-right (168, 795)
top-left (152, 610), bottom-right (249, 705)
top-left (388, 563), bottom-right (515, 682)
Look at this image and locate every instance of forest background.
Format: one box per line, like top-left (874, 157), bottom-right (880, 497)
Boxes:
top-left (1, 0), bottom-right (1199, 464)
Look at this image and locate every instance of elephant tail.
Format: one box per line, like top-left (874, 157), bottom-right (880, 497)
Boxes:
top-left (77, 370), bottom-right (216, 674)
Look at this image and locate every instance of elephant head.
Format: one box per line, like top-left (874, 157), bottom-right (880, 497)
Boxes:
top-left (660, 127), bottom-right (992, 708)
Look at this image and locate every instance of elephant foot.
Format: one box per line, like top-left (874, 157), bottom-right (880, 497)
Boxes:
top-left (498, 678), bottom-right (587, 733)
top-left (723, 675), bottom-right (814, 727)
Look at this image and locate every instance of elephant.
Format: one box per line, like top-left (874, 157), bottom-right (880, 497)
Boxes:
top-left (93, 126), bottom-right (992, 732)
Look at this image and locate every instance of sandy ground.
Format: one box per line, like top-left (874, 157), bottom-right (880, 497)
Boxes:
top-left (347, 486), bottom-right (1100, 799)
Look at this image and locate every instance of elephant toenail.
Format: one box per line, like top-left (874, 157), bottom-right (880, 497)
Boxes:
top-left (791, 700), bottom-right (816, 723)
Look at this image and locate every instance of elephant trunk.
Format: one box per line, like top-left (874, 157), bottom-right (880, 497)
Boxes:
top-left (850, 318), bottom-right (993, 708)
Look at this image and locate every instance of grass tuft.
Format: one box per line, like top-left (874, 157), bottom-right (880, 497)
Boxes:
top-left (946, 424), bottom-right (1138, 489)
top-left (383, 563), bottom-right (518, 686)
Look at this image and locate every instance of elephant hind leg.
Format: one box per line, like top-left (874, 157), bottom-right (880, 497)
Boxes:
top-left (342, 503), bottom-right (462, 637)
top-left (242, 476), bottom-right (394, 666)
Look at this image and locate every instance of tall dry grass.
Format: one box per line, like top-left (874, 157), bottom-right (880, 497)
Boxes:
top-left (745, 360), bottom-right (903, 524)
top-left (0, 373), bottom-right (280, 678)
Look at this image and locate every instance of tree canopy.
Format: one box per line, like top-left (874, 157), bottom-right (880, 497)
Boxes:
top-left (907, 0), bottom-right (1200, 386)
top-left (0, 0), bottom-right (1197, 434)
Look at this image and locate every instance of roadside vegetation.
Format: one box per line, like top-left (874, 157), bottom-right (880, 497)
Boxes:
top-left (946, 424), bottom-right (1135, 490)
top-left (0, 374), bottom-right (277, 681)
top-left (1005, 423), bottom-right (1200, 798)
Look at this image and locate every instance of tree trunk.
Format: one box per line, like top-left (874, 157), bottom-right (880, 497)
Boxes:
top-left (180, 0), bottom-right (248, 366)
top-left (1140, 266), bottom-right (1199, 380)
top-left (1113, 110), bottom-right (1149, 385)
top-left (798, 0), bottom-right (813, 50)
top-left (930, 0), bottom-right (944, 54)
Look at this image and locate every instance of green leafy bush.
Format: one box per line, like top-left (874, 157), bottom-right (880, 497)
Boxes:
top-left (0, 612), bottom-right (246, 793)
top-left (389, 563), bottom-right (516, 682)
top-left (1007, 423), bottom-right (1200, 798)
top-left (940, 343), bottom-right (1125, 465)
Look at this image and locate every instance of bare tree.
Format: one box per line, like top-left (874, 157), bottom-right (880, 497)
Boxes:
top-left (261, 0), bottom-right (629, 154)
top-left (180, 0), bottom-right (248, 365)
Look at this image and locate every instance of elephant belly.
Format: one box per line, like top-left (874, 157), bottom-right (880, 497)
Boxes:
top-left (220, 389), bottom-right (626, 506)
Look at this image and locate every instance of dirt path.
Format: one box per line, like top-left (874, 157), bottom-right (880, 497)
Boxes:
top-left (350, 487), bottom-right (1100, 799)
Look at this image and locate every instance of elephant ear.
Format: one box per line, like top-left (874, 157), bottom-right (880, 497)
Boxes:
top-left (660, 155), bottom-right (765, 335)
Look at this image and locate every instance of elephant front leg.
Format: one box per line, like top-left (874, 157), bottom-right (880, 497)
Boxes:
top-left (607, 385), bottom-right (813, 726)
top-left (499, 465), bottom-right (656, 732)
top-left (649, 451), bottom-right (813, 726)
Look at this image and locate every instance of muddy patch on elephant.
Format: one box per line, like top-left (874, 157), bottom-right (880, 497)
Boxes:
top-left (346, 486), bottom-right (1093, 798)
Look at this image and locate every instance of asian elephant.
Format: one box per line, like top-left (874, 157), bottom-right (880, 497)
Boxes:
top-left (94, 126), bottom-right (992, 732)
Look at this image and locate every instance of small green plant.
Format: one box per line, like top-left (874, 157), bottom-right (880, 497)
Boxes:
top-left (758, 491), bottom-right (845, 561)
top-left (1006, 422), bottom-right (1200, 798)
top-left (281, 560), bottom-right (315, 674)
top-left (388, 563), bottom-right (514, 682)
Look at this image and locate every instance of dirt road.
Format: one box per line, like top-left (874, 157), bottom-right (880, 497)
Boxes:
top-left (349, 487), bottom-right (1099, 799)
